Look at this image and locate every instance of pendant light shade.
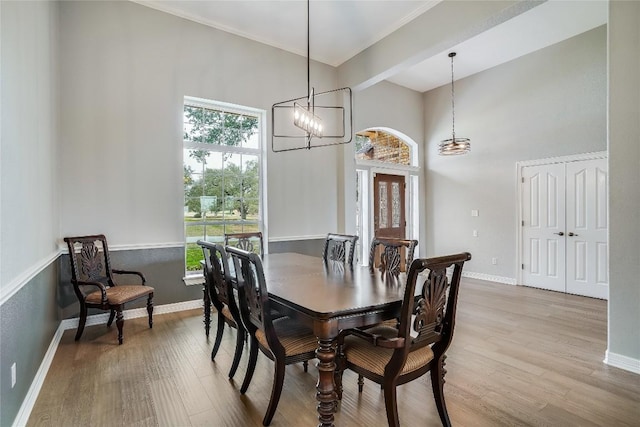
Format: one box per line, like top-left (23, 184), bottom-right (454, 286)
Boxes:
top-left (439, 52), bottom-right (470, 155)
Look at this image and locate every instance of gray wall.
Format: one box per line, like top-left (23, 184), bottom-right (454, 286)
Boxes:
top-left (57, 0), bottom-right (343, 245)
top-left (1, 1), bottom-right (60, 425)
top-left (423, 26), bottom-right (607, 278)
top-left (0, 0), bottom-right (59, 297)
top-left (0, 265), bottom-right (59, 427)
top-left (269, 239), bottom-right (325, 258)
top-left (608, 0), bottom-right (640, 365)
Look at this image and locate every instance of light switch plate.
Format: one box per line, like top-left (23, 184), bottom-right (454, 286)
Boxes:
top-left (471, 209), bottom-right (479, 217)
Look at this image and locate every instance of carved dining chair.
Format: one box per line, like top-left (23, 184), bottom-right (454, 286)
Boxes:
top-left (369, 237), bottom-right (418, 277)
top-left (64, 235), bottom-right (154, 345)
top-left (197, 240), bottom-right (246, 379)
top-left (336, 252), bottom-right (471, 427)
top-left (224, 231), bottom-right (264, 258)
top-left (322, 233), bottom-right (359, 266)
top-left (226, 246), bottom-right (318, 426)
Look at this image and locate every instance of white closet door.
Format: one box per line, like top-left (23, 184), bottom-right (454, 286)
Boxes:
top-left (565, 159), bottom-right (609, 299)
top-left (522, 164), bottom-right (567, 293)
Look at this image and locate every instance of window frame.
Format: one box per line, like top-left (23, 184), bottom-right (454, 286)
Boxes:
top-left (183, 96), bottom-right (267, 282)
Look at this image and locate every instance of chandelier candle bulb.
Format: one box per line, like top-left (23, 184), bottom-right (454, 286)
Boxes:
top-left (293, 102), bottom-right (323, 137)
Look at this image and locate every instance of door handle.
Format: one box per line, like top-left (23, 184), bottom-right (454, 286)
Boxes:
top-left (568, 232), bottom-right (578, 237)
top-left (554, 232), bottom-right (564, 236)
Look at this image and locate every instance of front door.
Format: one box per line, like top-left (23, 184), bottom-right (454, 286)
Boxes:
top-left (373, 173), bottom-right (405, 239)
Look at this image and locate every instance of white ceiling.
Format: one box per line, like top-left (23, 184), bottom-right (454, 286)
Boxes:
top-left (134, 0), bottom-right (608, 93)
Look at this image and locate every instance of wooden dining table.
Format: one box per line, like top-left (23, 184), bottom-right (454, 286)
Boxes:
top-left (259, 252), bottom-right (408, 427)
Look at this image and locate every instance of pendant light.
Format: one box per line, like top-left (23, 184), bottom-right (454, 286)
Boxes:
top-left (271, 0), bottom-right (353, 152)
top-left (438, 52), bottom-right (470, 155)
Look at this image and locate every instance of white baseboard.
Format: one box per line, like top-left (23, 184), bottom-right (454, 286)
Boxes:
top-left (462, 271), bottom-right (517, 285)
top-left (59, 299), bottom-right (203, 330)
top-left (12, 299), bottom-right (203, 427)
top-left (604, 350), bottom-right (640, 374)
top-left (12, 323), bottom-right (65, 427)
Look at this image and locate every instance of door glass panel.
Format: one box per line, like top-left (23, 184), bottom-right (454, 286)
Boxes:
top-left (379, 182), bottom-right (388, 229)
top-left (391, 182), bottom-right (400, 228)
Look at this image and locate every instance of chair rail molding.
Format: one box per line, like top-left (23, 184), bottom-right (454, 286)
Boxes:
top-left (0, 250), bottom-right (61, 306)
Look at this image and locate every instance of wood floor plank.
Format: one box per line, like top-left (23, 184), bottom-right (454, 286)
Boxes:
top-left (146, 377), bottom-right (192, 427)
top-left (26, 279), bottom-right (640, 427)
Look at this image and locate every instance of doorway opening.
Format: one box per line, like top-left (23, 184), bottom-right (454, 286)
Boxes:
top-left (355, 128), bottom-right (419, 265)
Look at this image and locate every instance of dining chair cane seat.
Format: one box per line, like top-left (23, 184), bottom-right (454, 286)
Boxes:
top-left (255, 317), bottom-right (319, 357)
top-left (220, 305), bottom-right (236, 325)
top-left (85, 285), bottom-right (153, 305)
top-left (343, 325), bottom-right (434, 377)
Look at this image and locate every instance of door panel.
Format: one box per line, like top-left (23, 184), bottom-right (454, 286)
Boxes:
top-left (521, 158), bottom-right (608, 299)
top-left (373, 173), bottom-right (405, 239)
top-left (522, 164), bottom-right (566, 292)
top-left (565, 159), bottom-right (608, 299)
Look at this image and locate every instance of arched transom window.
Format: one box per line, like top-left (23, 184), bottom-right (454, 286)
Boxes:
top-left (355, 130), bottom-right (411, 165)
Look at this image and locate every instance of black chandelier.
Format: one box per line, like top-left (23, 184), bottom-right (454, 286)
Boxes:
top-left (271, 0), bottom-right (353, 152)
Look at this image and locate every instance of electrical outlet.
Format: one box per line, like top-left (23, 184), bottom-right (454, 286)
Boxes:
top-left (473, 230), bottom-right (478, 237)
top-left (11, 362), bottom-right (16, 388)
top-left (492, 257), bottom-right (497, 265)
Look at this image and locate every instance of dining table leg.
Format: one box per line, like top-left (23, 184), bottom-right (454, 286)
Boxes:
top-left (315, 330), bottom-right (337, 427)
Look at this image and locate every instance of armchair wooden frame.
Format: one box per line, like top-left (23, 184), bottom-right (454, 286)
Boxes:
top-left (64, 235), bottom-right (154, 345)
top-left (336, 252), bottom-right (471, 427)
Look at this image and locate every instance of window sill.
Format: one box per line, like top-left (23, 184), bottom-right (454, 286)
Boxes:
top-left (183, 274), bottom-right (204, 287)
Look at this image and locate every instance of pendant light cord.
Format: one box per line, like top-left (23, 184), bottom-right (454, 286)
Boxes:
top-left (449, 52), bottom-right (456, 140)
top-left (307, 0), bottom-right (310, 105)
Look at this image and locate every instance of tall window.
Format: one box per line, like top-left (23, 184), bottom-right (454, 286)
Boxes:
top-left (183, 97), bottom-right (264, 272)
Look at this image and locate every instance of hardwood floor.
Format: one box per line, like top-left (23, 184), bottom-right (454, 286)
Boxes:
top-left (27, 278), bottom-right (640, 426)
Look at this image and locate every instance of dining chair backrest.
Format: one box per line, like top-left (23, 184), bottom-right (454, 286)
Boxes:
top-left (322, 233), bottom-right (359, 266)
top-left (65, 234), bottom-right (114, 292)
top-left (197, 240), bottom-right (233, 312)
top-left (368, 237), bottom-right (418, 276)
top-left (224, 232), bottom-right (264, 258)
top-left (226, 246), bottom-right (283, 354)
top-left (398, 253), bottom-right (471, 356)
